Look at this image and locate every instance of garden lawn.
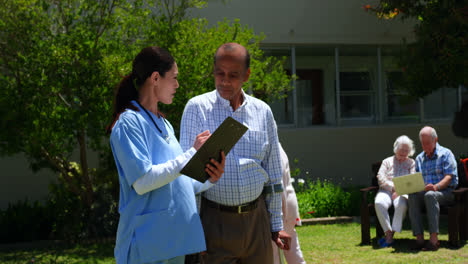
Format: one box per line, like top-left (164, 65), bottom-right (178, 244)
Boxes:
top-left (298, 222), bottom-right (468, 264)
top-left (0, 242), bottom-right (115, 264)
top-left (1, 222), bottom-right (468, 263)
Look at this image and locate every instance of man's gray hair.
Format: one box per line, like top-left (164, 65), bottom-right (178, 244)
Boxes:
top-left (393, 135), bottom-right (415, 157)
top-left (419, 126), bottom-right (438, 140)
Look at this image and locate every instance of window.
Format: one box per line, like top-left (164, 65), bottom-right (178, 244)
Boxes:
top-left (423, 87), bottom-right (458, 120)
top-left (263, 47), bottom-right (294, 125)
top-left (339, 72), bottom-right (374, 119)
top-left (266, 45), bottom-right (462, 127)
top-left (270, 90), bottom-right (294, 125)
top-left (385, 71), bottom-right (419, 120)
top-left (296, 69), bottom-right (324, 126)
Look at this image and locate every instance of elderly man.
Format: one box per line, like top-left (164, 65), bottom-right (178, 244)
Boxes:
top-left (180, 42), bottom-right (290, 263)
top-left (409, 126), bottom-right (458, 251)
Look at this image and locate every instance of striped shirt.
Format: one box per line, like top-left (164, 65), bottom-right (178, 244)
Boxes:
top-left (180, 90), bottom-right (283, 232)
top-left (415, 143), bottom-right (458, 188)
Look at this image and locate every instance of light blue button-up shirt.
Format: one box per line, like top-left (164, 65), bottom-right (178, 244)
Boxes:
top-left (110, 101), bottom-right (206, 264)
top-left (415, 143), bottom-right (458, 188)
top-left (180, 90), bottom-right (283, 232)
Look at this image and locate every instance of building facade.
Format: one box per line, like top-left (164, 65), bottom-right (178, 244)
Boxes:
top-left (193, 0), bottom-right (468, 186)
top-left (1, 0), bottom-right (467, 209)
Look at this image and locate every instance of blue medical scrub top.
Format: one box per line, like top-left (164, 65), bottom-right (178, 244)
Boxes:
top-left (110, 101), bottom-right (206, 264)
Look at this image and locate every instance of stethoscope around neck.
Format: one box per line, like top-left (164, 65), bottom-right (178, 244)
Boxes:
top-left (136, 101), bottom-right (170, 143)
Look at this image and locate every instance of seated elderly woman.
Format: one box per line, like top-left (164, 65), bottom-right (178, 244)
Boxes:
top-left (375, 135), bottom-right (416, 247)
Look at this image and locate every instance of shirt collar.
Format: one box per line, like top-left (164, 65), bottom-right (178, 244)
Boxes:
top-left (215, 89), bottom-right (248, 110)
top-left (424, 143), bottom-right (440, 160)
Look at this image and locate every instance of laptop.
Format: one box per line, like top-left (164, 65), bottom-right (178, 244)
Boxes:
top-left (393, 172), bottom-right (425, 195)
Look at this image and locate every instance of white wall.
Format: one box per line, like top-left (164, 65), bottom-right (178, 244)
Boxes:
top-left (193, 0), bottom-right (416, 45)
top-left (0, 147), bottom-right (100, 210)
top-left (0, 154), bottom-right (56, 209)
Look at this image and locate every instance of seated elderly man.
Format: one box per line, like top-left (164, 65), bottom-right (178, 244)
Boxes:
top-left (409, 126), bottom-right (458, 251)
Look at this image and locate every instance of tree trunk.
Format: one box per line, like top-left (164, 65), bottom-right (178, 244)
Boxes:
top-left (78, 129), bottom-right (94, 208)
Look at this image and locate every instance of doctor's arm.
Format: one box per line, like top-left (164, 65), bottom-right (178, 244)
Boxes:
top-left (133, 130), bottom-right (211, 195)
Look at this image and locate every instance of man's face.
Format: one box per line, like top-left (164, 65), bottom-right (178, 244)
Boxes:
top-left (420, 134), bottom-right (437, 156)
top-left (214, 54), bottom-right (250, 101)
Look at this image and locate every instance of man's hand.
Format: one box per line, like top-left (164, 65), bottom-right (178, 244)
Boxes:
top-left (272, 230), bottom-right (291, 250)
top-left (424, 183), bottom-right (437, 192)
top-left (391, 191), bottom-right (398, 200)
top-left (205, 151), bottom-right (225, 183)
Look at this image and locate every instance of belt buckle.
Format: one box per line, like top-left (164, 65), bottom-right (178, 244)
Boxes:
top-left (238, 205), bottom-right (247, 214)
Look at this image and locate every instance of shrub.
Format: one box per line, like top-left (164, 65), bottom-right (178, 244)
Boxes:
top-left (0, 199), bottom-right (53, 243)
top-left (47, 181), bottom-right (119, 241)
top-left (296, 179), bottom-right (358, 219)
top-left (0, 179), bottom-right (119, 243)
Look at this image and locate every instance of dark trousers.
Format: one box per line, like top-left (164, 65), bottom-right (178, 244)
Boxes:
top-left (200, 196), bottom-right (273, 264)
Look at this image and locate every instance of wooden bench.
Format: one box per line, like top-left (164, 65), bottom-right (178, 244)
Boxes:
top-left (360, 159), bottom-right (468, 246)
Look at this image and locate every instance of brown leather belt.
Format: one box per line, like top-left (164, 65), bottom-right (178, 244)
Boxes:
top-left (202, 196), bottom-right (259, 214)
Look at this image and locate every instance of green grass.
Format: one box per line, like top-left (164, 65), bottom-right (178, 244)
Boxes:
top-left (297, 223), bottom-right (468, 264)
top-left (0, 243), bottom-right (115, 264)
top-left (0, 223), bottom-right (467, 263)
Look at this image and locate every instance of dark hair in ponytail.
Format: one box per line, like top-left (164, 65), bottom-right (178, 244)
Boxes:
top-left (106, 46), bottom-right (175, 134)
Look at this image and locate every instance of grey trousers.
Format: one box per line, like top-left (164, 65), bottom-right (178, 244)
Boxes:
top-left (408, 189), bottom-right (454, 236)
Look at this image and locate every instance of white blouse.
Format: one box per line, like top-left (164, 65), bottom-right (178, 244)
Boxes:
top-left (377, 155), bottom-right (416, 193)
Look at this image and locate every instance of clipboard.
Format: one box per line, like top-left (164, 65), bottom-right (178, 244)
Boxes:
top-left (180, 116), bottom-right (248, 182)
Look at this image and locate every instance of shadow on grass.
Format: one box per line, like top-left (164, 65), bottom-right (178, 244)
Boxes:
top-left (356, 215), bottom-right (467, 253)
top-left (391, 239), bottom-right (466, 253)
top-left (0, 241), bottom-right (114, 264)
top-left (361, 237), bottom-right (466, 254)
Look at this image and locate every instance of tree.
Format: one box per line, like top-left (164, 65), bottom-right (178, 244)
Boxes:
top-left (364, 0), bottom-right (467, 97)
top-left (364, 0), bottom-right (468, 137)
top-left (0, 0), bottom-right (140, 237)
top-left (126, 2), bottom-right (292, 132)
top-left (0, 0), bottom-right (291, 238)
top-left (151, 18), bottom-right (292, 132)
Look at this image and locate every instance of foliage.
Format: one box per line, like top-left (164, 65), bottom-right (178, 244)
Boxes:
top-left (148, 17), bottom-right (292, 132)
top-left (0, 199), bottom-right (52, 243)
top-left (0, 180), bottom-right (118, 242)
top-left (0, 0), bottom-right (292, 240)
top-left (0, 0), bottom-right (133, 214)
top-left (47, 181), bottom-right (119, 240)
top-left (290, 158), bottom-right (301, 178)
top-left (296, 179), bottom-right (355, 219)
top-left (364, 0), bottom-right (468, 98)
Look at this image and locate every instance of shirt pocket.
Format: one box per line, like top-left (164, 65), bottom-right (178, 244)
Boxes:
top-left (133, 207), bottom-right (205, 263)
top-left (133, 209), bottom-right (175, 262)
top-left (237, 130), bottom-right (268, 162)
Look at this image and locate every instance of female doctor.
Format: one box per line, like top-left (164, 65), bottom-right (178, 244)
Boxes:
top-left (107, 46), bottom-right (225, 264)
